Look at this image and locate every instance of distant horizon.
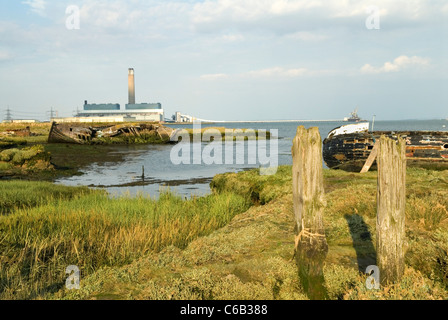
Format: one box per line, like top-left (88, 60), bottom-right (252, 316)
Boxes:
top-left (1, 115), bottom-right (447, 123)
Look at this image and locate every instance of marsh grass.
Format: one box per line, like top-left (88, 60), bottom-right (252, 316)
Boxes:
top-left (407, 193), bottom-right (448, 230)
top-left (94, 133), bottom-right (166, 145)
top-left (1, 165), bottom-right (448, 300)
top-left (0, 123), bottom-right (50, 145)
top-left (211, 165), bottom-right (292, 204)
top-left (0, 187), bottom-right (250, 299)
top-left (0, 145), bottom-right (46, 165)
top-left (199, 166), bottom-right (448, 299)
top-left (0, 138), bottom-right (28, 150)
top-left (0, 180), bottom-right (95, 215)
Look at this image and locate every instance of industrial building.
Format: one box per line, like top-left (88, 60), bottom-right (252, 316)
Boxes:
top-left (53, 68), bottom-right (164, 123)
top-left (77, 101), bottom-right (164, 122)
top-left (2, 119), bottom-right (40, 124)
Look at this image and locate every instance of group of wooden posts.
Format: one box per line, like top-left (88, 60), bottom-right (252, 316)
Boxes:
top-left (292, 126), bottom-right (406, 296)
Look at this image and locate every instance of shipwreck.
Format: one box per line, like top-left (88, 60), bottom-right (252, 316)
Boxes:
top-left (323, 122), bottom-right (448, 171)
top-left (48, 122), bottom-right (176, 144)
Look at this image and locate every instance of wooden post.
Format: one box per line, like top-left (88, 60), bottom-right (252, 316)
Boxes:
top-left (376, 135), bottom-right (406, 284)
top-left (292, 126), bottom-right (328, 299)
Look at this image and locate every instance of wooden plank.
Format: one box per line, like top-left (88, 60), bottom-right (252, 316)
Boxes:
top-left (360, 141), bottom-right (379, 173)
top-left (376, 135), bottom-right (406, 285)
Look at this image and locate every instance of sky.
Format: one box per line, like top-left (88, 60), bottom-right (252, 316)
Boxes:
top-left (0, 0), bottom-right (447, 121)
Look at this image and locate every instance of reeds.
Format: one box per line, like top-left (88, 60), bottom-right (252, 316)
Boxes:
top-left (0, 185), bottom-right (250, 299)
top-left (0, 180), bottom-right (94, 215)
top-left (1, 166), bottom-right (447, 300)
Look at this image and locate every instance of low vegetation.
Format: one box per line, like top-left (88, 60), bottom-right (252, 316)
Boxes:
top-left (0, 180), bottom-right (95, 215)
top-left (0, 138), bottom-right (28, 150)
top-left (93, 133), bottom-right (169, 145)
top-left (0, 124), bottom-right (447, 300)
top-left (0, 145), bottom-right (53, 174)
top-left (56, 166), bottom-right (448, 300)
top-left (0, 186), bottom-right (251, 299)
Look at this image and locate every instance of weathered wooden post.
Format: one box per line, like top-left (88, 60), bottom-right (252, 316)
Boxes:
top-left (376, 135), bottom-right (406, 284)
top-left (292, 126), bottom-right (328, 299)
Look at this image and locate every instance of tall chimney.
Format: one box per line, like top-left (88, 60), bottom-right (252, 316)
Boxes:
top-left (128, 68), bottom-right (135, 104)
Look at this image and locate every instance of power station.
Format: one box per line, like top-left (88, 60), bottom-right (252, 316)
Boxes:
top-left (128, 68), bottom-right (135, 105)
top-left (54, 68), bottom-right (164, 123)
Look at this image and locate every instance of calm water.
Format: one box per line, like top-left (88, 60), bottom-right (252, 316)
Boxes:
top-left (55, 119), bottom-right (448, 198)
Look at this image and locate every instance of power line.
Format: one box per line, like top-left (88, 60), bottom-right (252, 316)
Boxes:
top-left (6, 110), bottom-right (46, 114)
top-left (5, 107), bottom-right (12, 121)
top-left (46, 107), bottom-right (56, 120)
top-left (1, 108), bottom-right (47, 117)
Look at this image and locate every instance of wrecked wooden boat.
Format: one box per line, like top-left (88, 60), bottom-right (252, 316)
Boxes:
top-left (48, 122), bottom-right (175, 144)
top-left (1, 126), bottom-right (35, 137)
top-left (323, 123), bottom-right (448, 171)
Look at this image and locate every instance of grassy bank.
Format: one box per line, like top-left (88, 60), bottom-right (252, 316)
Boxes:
top-left (0, 180), bottom-right (95, 215)
top-left (0, 145), bottom-right (53, 174)
top-left (48, 166), bottom-right (448, 300)
top-left (0, 184), bottom-right (251, 300)
top-left (1, 127), bottom-right (447, 300)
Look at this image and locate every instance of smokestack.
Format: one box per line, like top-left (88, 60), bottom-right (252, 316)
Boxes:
top-left (128, 68), bottom-right (135, 104)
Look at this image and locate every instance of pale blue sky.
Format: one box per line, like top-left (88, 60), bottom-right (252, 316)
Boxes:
top-left (0, 0), bottom-right (447, 121)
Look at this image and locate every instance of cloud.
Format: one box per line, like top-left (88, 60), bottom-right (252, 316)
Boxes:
top-left (192, 0), bottom-right (321, 24)
top-left (191, 0), bottom-right (448, 33)
top-left (244, 67), bottom-right (309, 78)
top-left (201, 67), bottom-right (314, 80)
top-left (221, 34), bottom-right (245, 42)
top-left (200, 73), bottom-right (229, 80)
top-left (361, 55), bottom-right (430, 74)
top-left (22, 0), bottom-right (47, 16)
top-left (77, 1), bottom-right (191, 32)
top-left (0, 51), bottom-right (11, 61)
top-left (283, 31), bottom-right (327, 41)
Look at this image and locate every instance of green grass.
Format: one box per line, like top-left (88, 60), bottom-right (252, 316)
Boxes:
top-left (0, 180), bottom-right (96, 215)
top-left (0, 145), bottom-right (46, 165)
top-left (94, 133), bottom-right (167, 145)
top-left (0, 138), bottom-right (28, 150)
top-left (54, 166), bottom-right (448, 300)
top-left (1, 165), bottom-right (448, 300)
top-left (210, 165), bottom-right (292, 204)
top-left (0, 186), bottom-right (251, 299)
top-left (0, 145), bottom-right (53, 179)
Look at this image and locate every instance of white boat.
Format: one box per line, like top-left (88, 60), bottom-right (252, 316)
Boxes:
top-left (326, 122), bottom-right (370, 139)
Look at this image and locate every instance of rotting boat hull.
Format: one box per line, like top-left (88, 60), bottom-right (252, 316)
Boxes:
top-left (48, 122), bottom-right (175, 144)
top-left (323, 130), bottom-right (448, 171)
